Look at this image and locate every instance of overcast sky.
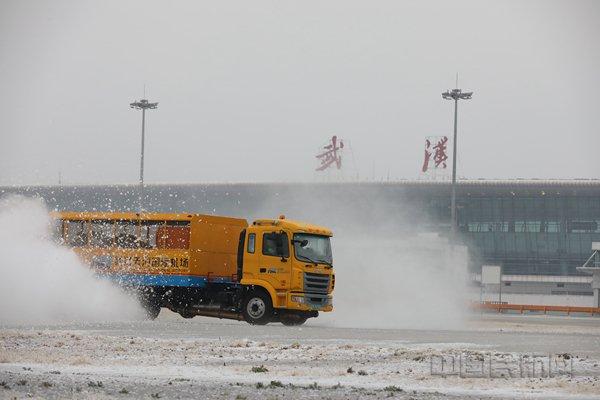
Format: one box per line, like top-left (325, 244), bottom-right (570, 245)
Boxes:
top-left (1, 0), bottom-right (599, 185)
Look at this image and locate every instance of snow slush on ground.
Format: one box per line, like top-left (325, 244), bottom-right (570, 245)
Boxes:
top-left (1, 313), bottom-right (600, 400)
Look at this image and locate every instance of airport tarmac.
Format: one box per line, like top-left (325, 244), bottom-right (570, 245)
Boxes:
top-left (1, 312), bottom-right (599, 399)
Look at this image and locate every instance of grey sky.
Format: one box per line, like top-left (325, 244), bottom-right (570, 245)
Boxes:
top-left (1, 0), bottom-right (599, 185)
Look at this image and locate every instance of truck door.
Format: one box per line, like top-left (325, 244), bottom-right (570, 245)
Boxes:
top-left (258, 230), bottom-right (291, 293)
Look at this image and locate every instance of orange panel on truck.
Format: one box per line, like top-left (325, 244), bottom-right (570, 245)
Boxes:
top-left (157, 226), bottom-right (190, 249)
top-left (189, 215), bottom-right (248, 278)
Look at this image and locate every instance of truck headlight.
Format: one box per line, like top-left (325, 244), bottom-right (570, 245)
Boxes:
top-left (291, 295), bottom-right (305, 304)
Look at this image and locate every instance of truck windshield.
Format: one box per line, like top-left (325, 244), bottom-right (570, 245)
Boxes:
top-left (293, 233), bottom-right (332, 265)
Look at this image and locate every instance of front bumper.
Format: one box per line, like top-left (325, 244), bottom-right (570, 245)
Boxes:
top-left (288, 292), bottom-right (333, 312)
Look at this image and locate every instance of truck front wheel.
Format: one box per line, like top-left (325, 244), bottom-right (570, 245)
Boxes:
top-left (242, 290), bottom-right (273, 325)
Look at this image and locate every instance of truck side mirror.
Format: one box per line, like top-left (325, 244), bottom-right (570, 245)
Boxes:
top-left (291, 239), bottom-right (308, 248)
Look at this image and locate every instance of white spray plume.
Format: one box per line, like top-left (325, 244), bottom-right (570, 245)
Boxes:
top-left (320, 232), bottom-right (469, 330)
top-left (0, 196), bottom-right (142, 325)
top-left (252, 190), bottom-right (470, 330)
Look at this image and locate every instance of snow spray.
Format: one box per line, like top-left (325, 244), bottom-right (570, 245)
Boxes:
top-left (0, 196), bottom-right (142, 325)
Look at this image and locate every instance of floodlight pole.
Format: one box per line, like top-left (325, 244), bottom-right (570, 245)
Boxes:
top-left (130, 99), bottom-right (158, 211)
top-left (442, 88), bottom-right (472, 236)
top-left (140, 107), bottom-right (146, 188)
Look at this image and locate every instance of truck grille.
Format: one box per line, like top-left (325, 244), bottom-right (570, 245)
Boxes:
top-left (304, 272), bottom-right (329, 303)
top-left (304, 272), bottom-right (330, 294)
top-left (303, 272), bottom-right (330, 307)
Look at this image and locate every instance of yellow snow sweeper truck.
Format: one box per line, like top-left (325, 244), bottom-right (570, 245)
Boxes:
top-left (51, 212), bottom-right (335, 325)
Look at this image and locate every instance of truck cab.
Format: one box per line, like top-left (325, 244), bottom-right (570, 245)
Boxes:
top-left (238, 216), bottom-right (334, 325)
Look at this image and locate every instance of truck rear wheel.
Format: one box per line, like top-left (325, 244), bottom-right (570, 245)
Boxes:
top-left (138, 291), bottom-right (161, 320)
top-left (242, 290), bottom-right (273, 325)
top-left (141, 298), bottom-right (161, 320)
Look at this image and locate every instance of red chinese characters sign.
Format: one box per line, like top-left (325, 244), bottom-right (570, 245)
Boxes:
top-left (422, 136), bottom-right (449, 173)
top-left (316, 135), bottom-right (344, 171)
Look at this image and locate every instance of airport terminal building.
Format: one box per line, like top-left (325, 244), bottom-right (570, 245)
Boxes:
top-left (446, 180), bottom-right (600, 276)
top-left (3, 179), bottom-right (599, 278)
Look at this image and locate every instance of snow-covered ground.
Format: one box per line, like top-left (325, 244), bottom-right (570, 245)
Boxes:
top-left (1, 312), bottom-right (599, 399)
